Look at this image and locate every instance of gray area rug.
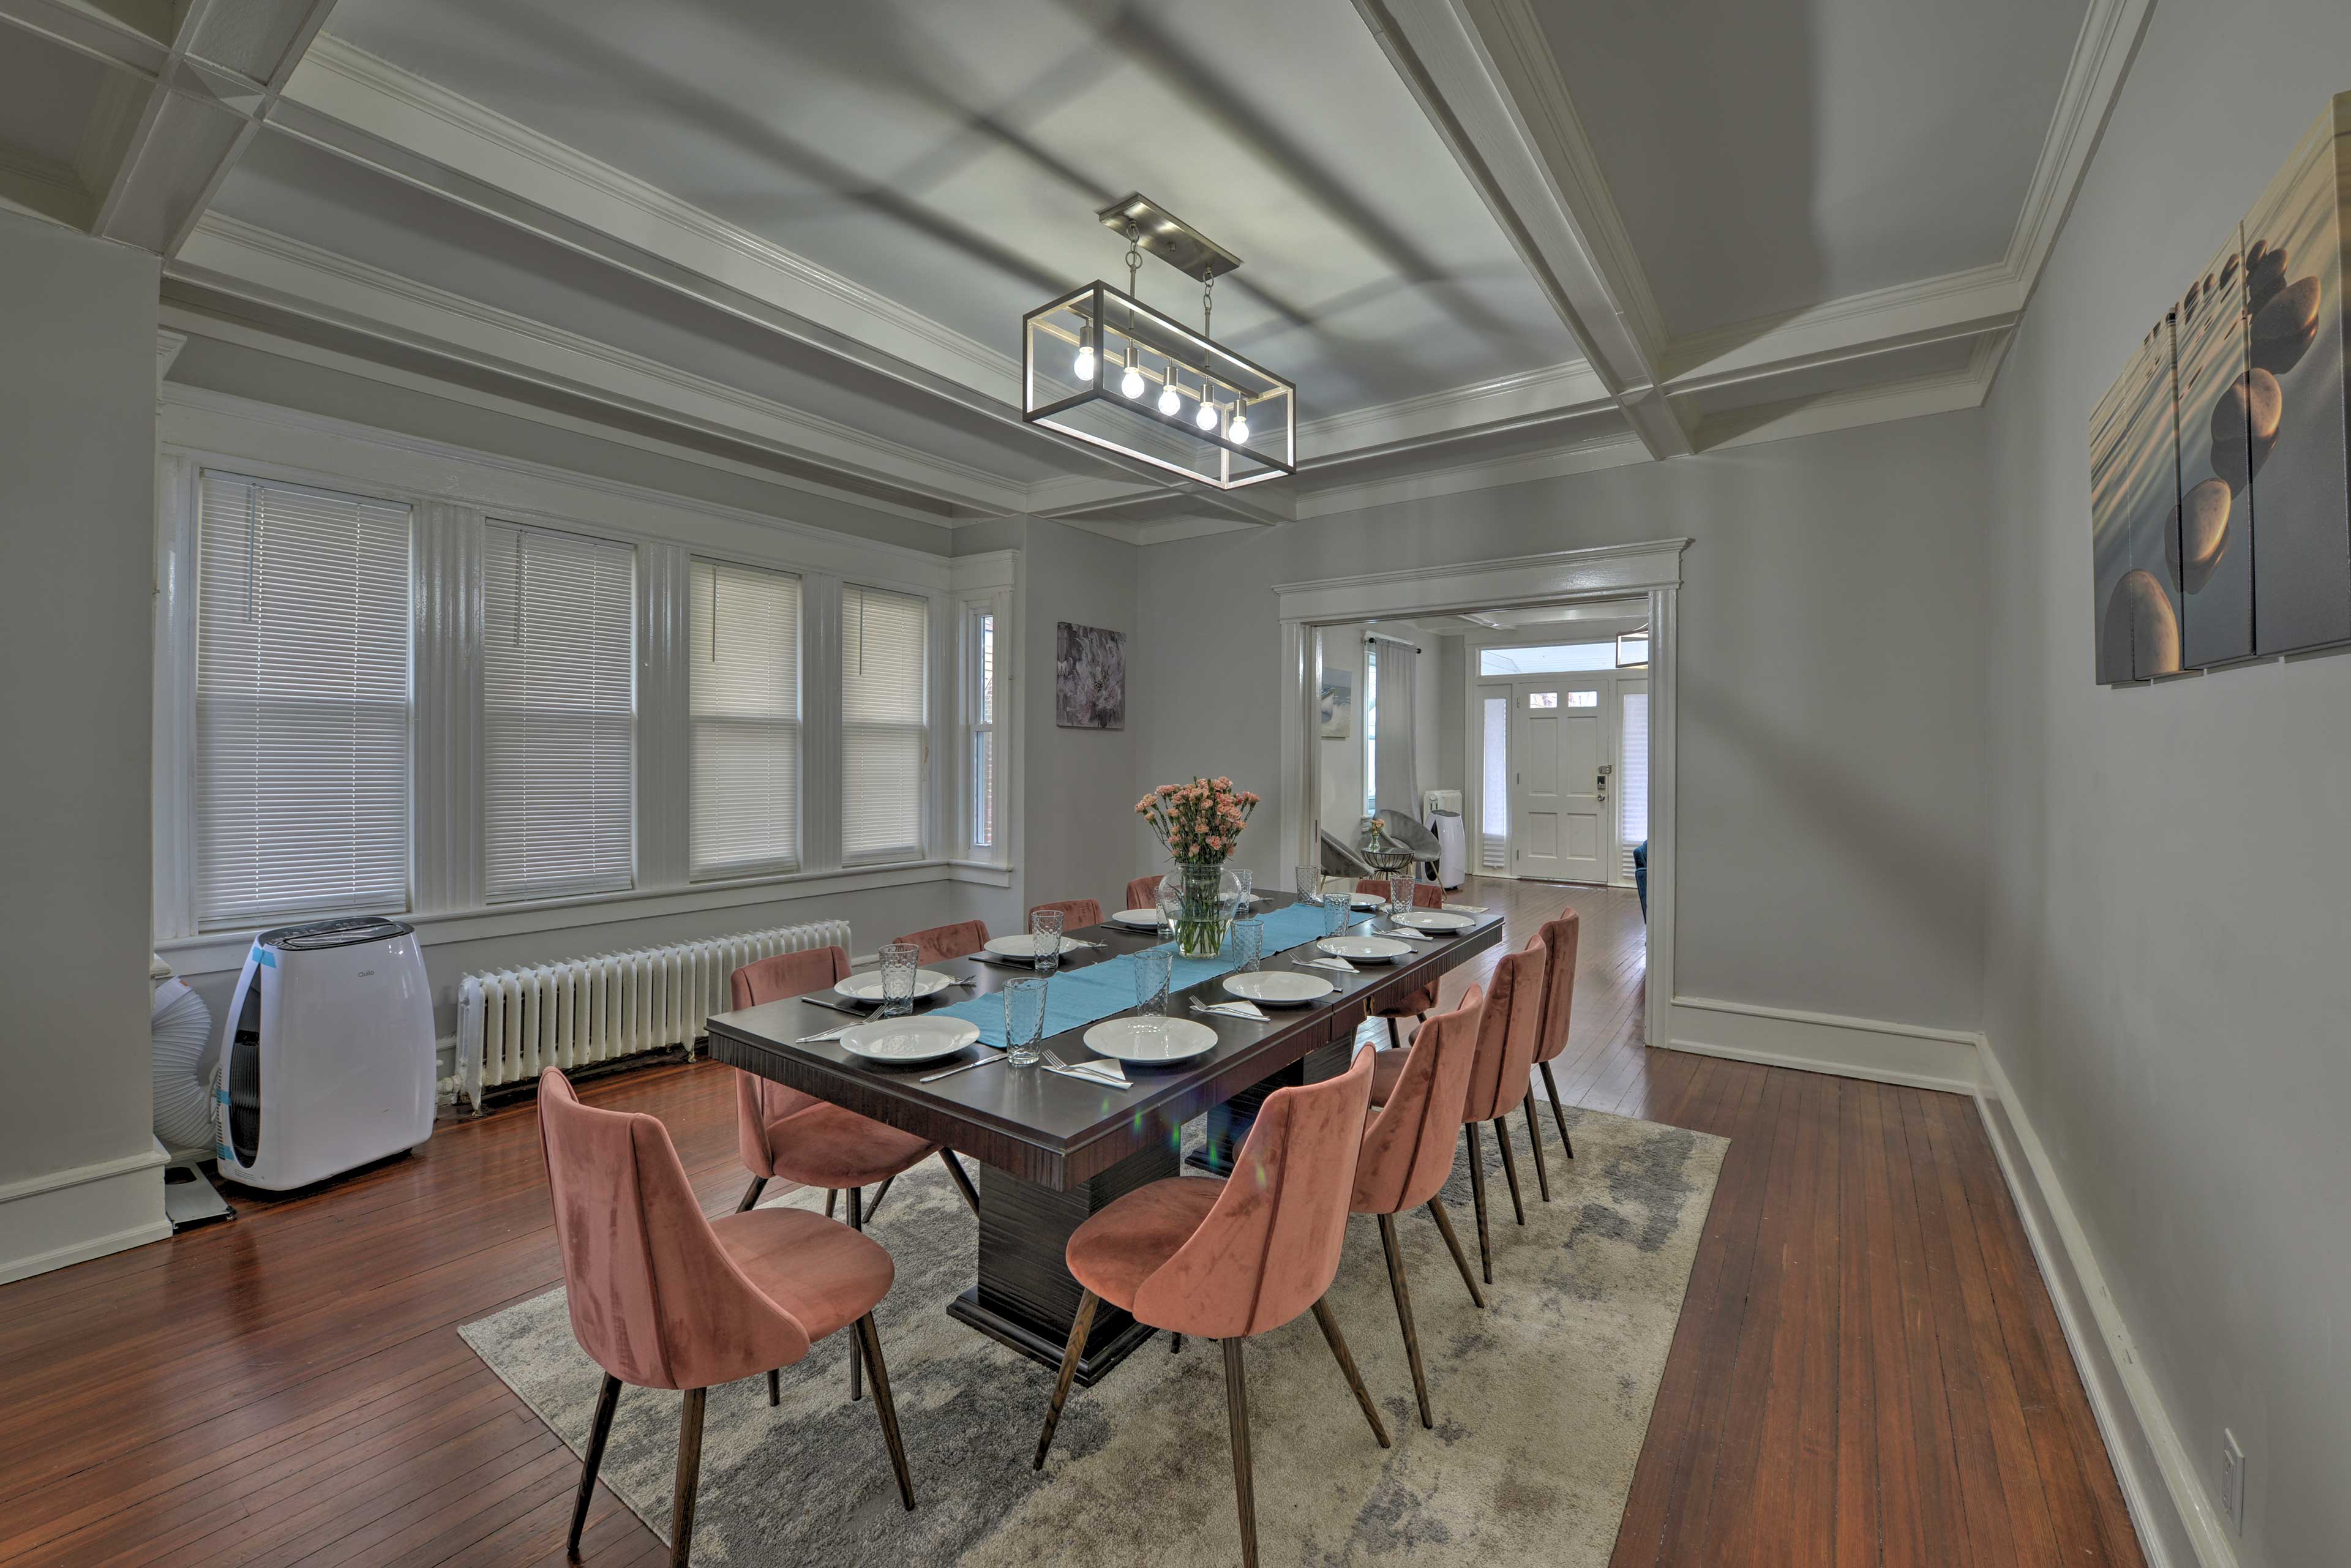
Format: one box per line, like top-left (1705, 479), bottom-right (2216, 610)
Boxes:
top-left (462, 1102), bottom-right (1725, 1566)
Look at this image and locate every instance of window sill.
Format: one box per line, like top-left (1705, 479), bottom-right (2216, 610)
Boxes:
top-left (157, 860), bottom-right (971, 977)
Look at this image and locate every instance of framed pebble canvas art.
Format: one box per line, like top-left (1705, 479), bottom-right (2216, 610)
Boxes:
top-left (2089, 93), bottom-right (2351, 684)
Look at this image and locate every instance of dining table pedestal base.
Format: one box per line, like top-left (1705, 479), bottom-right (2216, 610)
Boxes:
top-left (945, 1139), bottom-right (1177, 1387)
top-left (1187, 1034), bottom-right (1359, 1176)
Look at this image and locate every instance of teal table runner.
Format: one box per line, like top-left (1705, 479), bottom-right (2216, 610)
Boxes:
top-left (929, 899), bottom-right (1368, 1048)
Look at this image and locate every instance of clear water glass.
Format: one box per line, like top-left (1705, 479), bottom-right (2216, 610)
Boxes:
top-left (1030, 908), bottom-right (1065, 974)
top-left (1134, 948), bottom-right (1174, 1017)
top-left (1321, 890), bottom-right (1351, 937)
top-left (1003, 978), bottom-right (1049, 1067)
top-left (1231, 867), bottom-right (1254, 912)
top-left (877, 941), bottom-right (920, 1017)
top-left (1385, 872), bottom-right (1414, 921)
top-left (1294, 864), bottom-right (1324, 905)
top-left (1231, 917), bottom-right (1265, 972)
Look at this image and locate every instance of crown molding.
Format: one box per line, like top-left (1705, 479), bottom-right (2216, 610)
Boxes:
top-left (1294, 426), bottom-right (1649, 520)
top-left (280, 36), bottom-right (1021, 403)
top-left (1686, 332), bottom-right (2005, 453)
top-left (1998, 0), bottom-right (2155, 296)
top-left (171, 212), bottom-right (1035, 517)
top-left (1296, 358), bottom-right (1613, 457)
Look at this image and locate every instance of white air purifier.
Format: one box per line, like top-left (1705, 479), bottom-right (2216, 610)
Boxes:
top-left (214, 916), bottom-right (437, 1191)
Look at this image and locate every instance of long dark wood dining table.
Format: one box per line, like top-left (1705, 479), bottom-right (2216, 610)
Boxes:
top-left (707, 891), bottom-right (1505, 1386)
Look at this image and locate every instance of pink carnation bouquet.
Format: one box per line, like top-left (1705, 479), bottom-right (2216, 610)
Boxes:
top-left (1134, 775), bottom-right (1260, 865)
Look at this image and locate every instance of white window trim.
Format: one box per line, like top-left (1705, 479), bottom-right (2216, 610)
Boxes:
top-left (151, 389), bottom-right (995, 973)
top-left (951, 550), bottom-right (1018, 871)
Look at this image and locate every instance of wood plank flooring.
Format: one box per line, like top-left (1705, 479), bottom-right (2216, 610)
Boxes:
top-left (0, 877), bottom-right (2142, 1567)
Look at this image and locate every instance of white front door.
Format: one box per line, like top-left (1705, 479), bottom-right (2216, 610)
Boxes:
top-left (1512, 680), bottom-right (1611, 882)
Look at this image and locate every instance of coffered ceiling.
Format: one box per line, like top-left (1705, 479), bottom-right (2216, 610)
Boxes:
top-left (0, 0), bottom-right (2151, 541)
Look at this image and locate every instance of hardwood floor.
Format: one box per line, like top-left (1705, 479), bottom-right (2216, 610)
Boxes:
top-left (0, 877), bottom-right (2142, 1567)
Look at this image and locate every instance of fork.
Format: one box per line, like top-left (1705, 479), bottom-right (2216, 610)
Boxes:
top-left (1042, 1049), bottom-right (1130, 1088)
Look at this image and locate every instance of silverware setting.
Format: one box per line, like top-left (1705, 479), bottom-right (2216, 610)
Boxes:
top-left (918, 1046), bottom-right (1005, 1083)
top-left (1041, 1049), bottom-right (1131, 1089)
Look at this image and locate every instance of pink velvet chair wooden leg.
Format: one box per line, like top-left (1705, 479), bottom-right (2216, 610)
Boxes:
top-left (1349, 985), bottom-right (1486, 1427)
top-left (1032, 1050), bottom-right (1382, 1568)
top-left (1455, 942), bottom-right (1548, 1283)
top-left (537, 1070), bottom-right (913, 1567)
top-left (1524, 912), bottom-right (1582, 1182)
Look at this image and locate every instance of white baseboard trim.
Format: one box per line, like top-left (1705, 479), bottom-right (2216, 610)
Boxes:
top-left (0, 1144), bottom-right (173, 1286)
top-left (1665, 994), bottom-right (1986, 1093)
top-left (1972, 1041), bottom-right (2238, 1568)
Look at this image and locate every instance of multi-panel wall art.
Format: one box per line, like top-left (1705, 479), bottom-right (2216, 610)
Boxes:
top-left (2089, 94), bottom-right (2351, 685)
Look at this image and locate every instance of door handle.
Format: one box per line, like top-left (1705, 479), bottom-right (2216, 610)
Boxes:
top-left (1596, 762), bottom-right (1610, 803)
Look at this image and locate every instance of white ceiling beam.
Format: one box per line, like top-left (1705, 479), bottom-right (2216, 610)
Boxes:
top-left (1352, 0), bottom-right (1692, 459)
top-left (0, 0), bottom-right (171, 75)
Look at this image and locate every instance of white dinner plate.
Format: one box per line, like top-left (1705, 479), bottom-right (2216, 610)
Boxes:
top-left (1349, 892), bottom-right (1385, 909)
top-left (837, 1015), bottom-right (982, 1065)
top-left (1318, 936), bottom-right (1411, 964)
top-left (1111, 908), bottom-right (1165, 929)
top-left (1220, 970), bottom-right (1335, 1007)
top-left (1394, 909), bottom-right (1474, 933)
top-left (984, 933), bottom-right (1087, 960)
top-left (834, 969), bottom-right (954, 1002)
top-left (1082, 1016), bottom-right (1219, 1065)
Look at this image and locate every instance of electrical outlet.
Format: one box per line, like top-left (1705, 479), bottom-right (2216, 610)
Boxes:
top-left (2220, 1429), bottom-right (2246, 1534)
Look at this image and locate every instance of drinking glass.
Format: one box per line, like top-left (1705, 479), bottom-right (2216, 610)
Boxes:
top-left (1230, 917), bottom-right (1265, 972)
top-left (1385, 872), bottom-right (1414, 922)
top-left (1003, 978), bottom-right (1049, 1067)
top-left (1321, 890), bottom-right (1351, 937)
top-left (877, 941), bottom-right (920, 1018)
top-left (1231, 867), bottom-right (1254, 913)
top-left (1030, 908), bottom-right (1065, 974)
top-left (1294, 864), bottom-right (1324, 905)
top-left (1133, 948), bottom-right (1174, 1018)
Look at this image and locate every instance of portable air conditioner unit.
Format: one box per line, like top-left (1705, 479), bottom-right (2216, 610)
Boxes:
top-left (214, 917), bottom-right (437, 1191)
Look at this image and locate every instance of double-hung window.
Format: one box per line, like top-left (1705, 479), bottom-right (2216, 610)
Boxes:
top-left (840, 583), bottom-right (928, 860)
top-left (689, 558), bottom-right (802, 878)
top-left (966, 606), bottom-right (997, 853)
top-left (193, 473), bottom-right (412, 927)
top-left (482, 522), bottom-right (636, 902)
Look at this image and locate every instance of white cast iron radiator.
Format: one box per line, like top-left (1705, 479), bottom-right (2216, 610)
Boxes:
top-left (452, 918), bottom-right (850, 1108)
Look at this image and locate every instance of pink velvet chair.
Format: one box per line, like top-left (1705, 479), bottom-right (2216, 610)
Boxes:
top-left (1124, 874), bottom-right (1161, 910)
top-left (1026, 897), bottom-right (1103, 931)
top-left (1455, 942), bottom-right (1548, 1283)
top-left (536, 1070), bottom-right (913, 1567)
top-left (1032, 1050), bottom-right (1385, 1568)
top-left (1357, 877), bottom-right (1447, 1049)
top-left (893, 918), bottom-right (989, 962)
top-left (1521, 913), bottom-right (1581, 1195)
top-left (1349, 985), bottom-right (1487, 1427)
top-left (729, 948), bottom-right (980, 1399)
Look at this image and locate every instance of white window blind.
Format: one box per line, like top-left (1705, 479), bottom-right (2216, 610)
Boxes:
top-left (689, 558), bottom-right (801, 878)
top-left (195, 473), bottom-right (412, 926)
top-left (969, 608), bottom-right (996, 852)
top-left (1479, 694), bottom-right (1508, 871)
top-left (1619, 686), bottom-right (1651, 882)
top-left (482, 522), bottom-right (636, 901)
top-left (841, 584), bottom-right (927, 859)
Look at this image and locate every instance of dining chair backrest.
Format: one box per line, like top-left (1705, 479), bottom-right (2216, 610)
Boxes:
top-left (1133, 1048), bottom-right (1375, 1339)
top-left (1124, 874), bottom-right (1162, 910)
top-left (1459, 942), bottom-right (1547, 1123)
top-left (896, 919), bottom-right (989, 962)
top-left (1352, 985), bottom-right (1483, 1215)
top-left (1027, 898), bottom-right (1103, 931)
top-left (1529, 913), bottom-right (1580, 1065)
top-left (538, 1068), bottom-right (811, 1390)
top-left (729, 945), bottom-right (853, 1169)
top-left (1354, 877), bottom-right (1444, 909)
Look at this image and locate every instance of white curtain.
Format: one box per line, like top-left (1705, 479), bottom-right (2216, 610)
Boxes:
top-left (1373, 638), bottom-right (1420, 818)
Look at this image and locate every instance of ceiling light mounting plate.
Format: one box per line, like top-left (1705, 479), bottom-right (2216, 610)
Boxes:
top-left (1096, 193), bottom-right (1243, 282)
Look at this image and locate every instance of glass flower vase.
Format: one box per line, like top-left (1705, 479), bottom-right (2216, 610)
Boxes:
top-left (1157, 859), bottom-right (1240, 958)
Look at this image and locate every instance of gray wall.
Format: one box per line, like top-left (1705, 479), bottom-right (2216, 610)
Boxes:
top-left (1018, 518), bottom-right (1142, 913)
top-left (1979, 4), bottom-right (2351, 1561)
top-left (1134, 412), bottom-right (1992, 1029)
top-left (1434, 632), bottom-right (1466, 797)
top-left (0, 217), bottom-right (162, 1221)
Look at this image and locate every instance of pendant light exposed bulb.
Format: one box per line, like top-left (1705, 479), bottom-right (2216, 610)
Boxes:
top-left (1073, 341), bottom-right (1095, 381)
top-left (1120, 359), bottom-right (1146, 399)
top-left (1194, 393), bottom-right (1219, 431)
top-left (1157, 378), bottom-right (1181, 416)
top-left (1228, 409), bottom-right (1250, 444)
